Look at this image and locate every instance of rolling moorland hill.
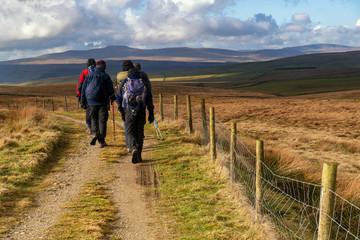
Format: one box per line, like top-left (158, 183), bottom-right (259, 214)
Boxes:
top-left (151, 50), bottom-right (360, 96)
top-left (0, 44), bottom-right (359, 85)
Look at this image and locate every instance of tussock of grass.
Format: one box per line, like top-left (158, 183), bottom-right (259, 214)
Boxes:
top-left (0, 107), bottom-right (82, 236)
top-left (47, 181), bottom-right (117, 240)
top-left (151, 122), bottom-right (269, 239)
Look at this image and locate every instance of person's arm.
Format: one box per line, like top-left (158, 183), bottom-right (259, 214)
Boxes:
top-left (143, 72), bottom-right (154, 123)
top-left (143, 72), bottom-right (154, 112)
top-left (80, 75), bottom-right (88, 109)
top-left (77, 69), bottom-right (87, 97)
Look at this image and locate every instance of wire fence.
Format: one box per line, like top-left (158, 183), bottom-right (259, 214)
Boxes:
top-left (179, 98), bottom-right (360, 240)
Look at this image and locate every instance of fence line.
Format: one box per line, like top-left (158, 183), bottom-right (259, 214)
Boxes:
top-left (160, 94), bottom-right (360, 240)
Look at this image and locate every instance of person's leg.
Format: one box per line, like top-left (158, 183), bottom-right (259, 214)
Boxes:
top-left (123, 119), bottom-right (129, 150)
top-left (85, 106), bottom-right (91, 130)
top-left (125, 109), bottom-right (137, 151)
top-left (135, 108), bottom-right (146, 162)
top-left (125, 109), bottom-right (138, 163)
top-left (88, 105), bottom-right (99, 145)
top-left (98, 105), bottom-right (109, 146)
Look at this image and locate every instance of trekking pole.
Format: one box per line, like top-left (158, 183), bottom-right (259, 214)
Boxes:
top-left (112, 102), bottom-right (116, 142)
top-left (154, 119), bottom-right (164, 140)
top-left (154, 121), bottom-right (161, 140)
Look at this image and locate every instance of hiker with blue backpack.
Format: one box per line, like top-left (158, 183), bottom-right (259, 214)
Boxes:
top-left (116, 60), bottom-right (154, 164)
top-left (81, 60), bottom-right (115, 148)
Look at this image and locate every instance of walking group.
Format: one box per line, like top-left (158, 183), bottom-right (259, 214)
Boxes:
top-left (77, 59), bottom-right (154, 164)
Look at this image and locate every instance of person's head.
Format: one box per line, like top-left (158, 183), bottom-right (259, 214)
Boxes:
top-left (134, 63), bottom-right (141, 71)
top-left (87, 58), bottom-right (96, 67)
top-left (122, 60), bottom-right (134, 71)
top-left (96, 60), bottom-right (106, 70)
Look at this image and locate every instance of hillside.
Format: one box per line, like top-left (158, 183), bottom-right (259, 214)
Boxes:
top-left (150, 50), bottom-right (360, 96)
top-left (0, 44), bottom-right (359, 85)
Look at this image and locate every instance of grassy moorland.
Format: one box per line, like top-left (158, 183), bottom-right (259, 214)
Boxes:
top-left (149, 85), bottom-right (360, 204)
top-left (0, 107), bottom-right (87, 236)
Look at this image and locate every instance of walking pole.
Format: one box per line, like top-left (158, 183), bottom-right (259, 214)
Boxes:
top-left (154, 119), bottom-right (164, 140)
top-left (112, 102), bottom-right (116, 142)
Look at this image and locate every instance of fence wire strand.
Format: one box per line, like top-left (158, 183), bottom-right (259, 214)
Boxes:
top-left (188, 107), bottom-right (360, 240)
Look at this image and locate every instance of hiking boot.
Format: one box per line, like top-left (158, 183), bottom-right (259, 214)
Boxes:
top-left (100, 142), bottom-right (108, 148)
top-left (131, 149), bottom-right (138, 164)
top-left (90, 136), bottom-right (97, 145)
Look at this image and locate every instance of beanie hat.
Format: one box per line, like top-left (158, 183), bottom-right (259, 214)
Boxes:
top-left (122, 60), bottom-right (134, 71)
top-left (96, 60), bottom-right (106, 66)
top-left (87, 58), bottom-right (96, 66)
top-left (96, 60), bottom-right (106, 70)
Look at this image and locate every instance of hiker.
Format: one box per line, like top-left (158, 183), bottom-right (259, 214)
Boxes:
top-left (116, 67), bottom-right (130, 151)
top-left (81, 60), bottom-right (115, 148)
top-left (77, 58), bottom-right (96, 130)
top-left (116, 60), bottom-right (154, 163)
top-left (134, 62), bottom-right (141, 71)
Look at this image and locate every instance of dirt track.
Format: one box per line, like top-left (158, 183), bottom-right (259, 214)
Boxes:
top-left (4, 115), bottom-right (166, 239)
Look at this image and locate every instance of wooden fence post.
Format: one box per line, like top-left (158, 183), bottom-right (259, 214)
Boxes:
top-left (256, 139), bottom-right (264, 217)
top-left (318, 162), bottom-right (338, 240)
top-left (159, 93), bottom-right (163, 121)
top-left (210, 107), bottom-right (216, 162)
top-left (201, 98), bottom-right (209, 145)
top-left (52, 99), bottom-right (55, 111)
top-left (65, 96), bottom-right (68, 111)
top-left (174, 95), bottom-right (178, 120)
top-left (230, 122), bottom-right (237, 181)
top-left (43, 99), bottom-right (46, 110)
top-left (186, 95), bottom-right (193, 134)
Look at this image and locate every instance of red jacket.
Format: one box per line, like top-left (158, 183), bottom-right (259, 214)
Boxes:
top-left (77, 68), bottom-right (89, 96)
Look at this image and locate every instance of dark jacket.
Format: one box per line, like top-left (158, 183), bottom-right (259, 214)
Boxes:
top-left (81, 67), bottom-right (115, 106)
top-left (116, 68), bottom-right (154, 115)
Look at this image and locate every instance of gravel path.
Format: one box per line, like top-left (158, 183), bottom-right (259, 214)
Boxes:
top-left (3, 114), bottom-right (167, 239)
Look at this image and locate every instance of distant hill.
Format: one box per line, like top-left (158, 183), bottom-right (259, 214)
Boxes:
top-left (153, 50), bottom-right (360, 96)
top-left (0, 44), bottom-right (359, 85)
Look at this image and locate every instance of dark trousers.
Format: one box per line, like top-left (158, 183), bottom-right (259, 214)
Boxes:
top-left (125, 108), bottom-right (146, 156)
top-left (86, 107), bottom-right (91, 129)
top-left (89, 105), bottom-right (109, 143)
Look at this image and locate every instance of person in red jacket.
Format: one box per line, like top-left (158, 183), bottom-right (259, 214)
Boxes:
top-left (77, 58), bottom-right (96, 130)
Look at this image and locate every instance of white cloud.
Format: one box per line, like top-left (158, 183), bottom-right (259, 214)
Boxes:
top-left (292, 13), bottom-right (311, 24)
top-left (0, 0), bottom-right (78, 42)
top-left (0, 0), bottom-right (359, 61)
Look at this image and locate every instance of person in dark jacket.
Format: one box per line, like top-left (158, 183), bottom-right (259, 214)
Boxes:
top-left (77, 58), bottom-right (96, 130)
top-left (116, 60), bottom-right (154, 163)
top-left (81, 60), bottom-right (115, 148)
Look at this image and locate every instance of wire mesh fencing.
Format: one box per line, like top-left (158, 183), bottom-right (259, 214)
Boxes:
top-left (171, 96), bottom-right (360, 240)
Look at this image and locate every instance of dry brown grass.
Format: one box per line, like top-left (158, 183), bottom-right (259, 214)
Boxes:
top-left (0, 106), bottom-right (62, 236)
top-left (149, 86), bottom-right (360, 203)
top-left (0, 84), bottom-right (359, 202)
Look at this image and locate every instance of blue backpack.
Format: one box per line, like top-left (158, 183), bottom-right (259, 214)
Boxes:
top-left (122, 73), bottom-right (147, 113)
top-left (85, 73), bottom-right (103, 102)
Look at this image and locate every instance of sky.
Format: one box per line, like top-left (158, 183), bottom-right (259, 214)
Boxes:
top-left (0, 0), bottom-right (359, 61)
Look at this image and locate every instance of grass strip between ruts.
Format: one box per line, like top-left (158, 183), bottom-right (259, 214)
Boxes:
top-left (47, 181), bottom-right (117, 240)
